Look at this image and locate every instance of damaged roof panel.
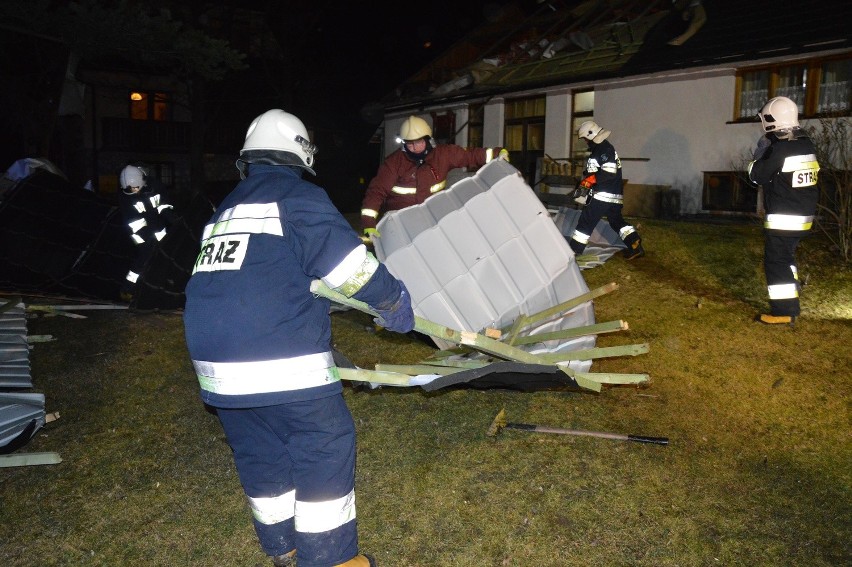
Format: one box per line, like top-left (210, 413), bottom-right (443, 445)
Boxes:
top-left (374, 160), bottom-right (596, 370)
top-left (384, 0), bottom-right (849, 109)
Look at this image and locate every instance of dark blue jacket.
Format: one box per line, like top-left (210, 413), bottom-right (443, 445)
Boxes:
top-left (183, 164), bottom-right (401, 408)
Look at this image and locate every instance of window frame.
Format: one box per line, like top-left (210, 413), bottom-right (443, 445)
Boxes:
top-left (734, 55), bottom-right (851, 122)
top-left (466, 103), bottom-right (484, 150)
top-left (128, 91), bottom-right (173, 122)
top-left (570, 89), bottom-right (595, 177)
top-left (503, 95), bottom-right (546, 184)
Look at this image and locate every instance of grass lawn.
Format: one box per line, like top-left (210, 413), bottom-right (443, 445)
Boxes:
top-left (1, 218), bottom-right (850, 566)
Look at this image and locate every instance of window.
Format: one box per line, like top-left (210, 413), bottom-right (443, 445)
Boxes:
top-left (703, 172), bottom-right (757, 213)
top-left (430, 111), bottom-right (456, 144)
top-left (570, 89), bottom-right (595, 176)
top-left (504, 96), bottom-right (545, 183)
top-left (467, 104), bottom-right (484, 149)
top-left (129, 91), bottom-right (171, 121)
top-left (736, 56), bottom-right (851, 120)
top-left (145, 162), bottom-right (175, 187)
top-left (819, 59), bottom-right (851, 113)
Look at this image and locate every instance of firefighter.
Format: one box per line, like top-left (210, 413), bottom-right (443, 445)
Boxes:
top-left (183, 109), bottom-right (412, 567)
top-left (748, 96), bottom-right (820, 326)
top-left (569, 121), bottom-right (644, 260)
top-left (117, 164), bottom-right (175, 300)
top-left (360, 115), bottom-right (508, 239)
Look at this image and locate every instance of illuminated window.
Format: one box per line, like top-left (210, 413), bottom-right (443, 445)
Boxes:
top-left (129, 91), bottom-right (171, 121)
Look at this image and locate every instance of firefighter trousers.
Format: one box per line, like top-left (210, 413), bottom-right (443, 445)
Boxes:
top-left (569, 198), bottom-right (639, 255)
top-left (764, 232), bottom-right (803, 317)
top-left (216, 394), bottom-right (359, 567)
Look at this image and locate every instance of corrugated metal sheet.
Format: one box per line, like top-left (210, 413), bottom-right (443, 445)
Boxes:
top-left (0, 299), bottom-right (44, 452)
top-left (373, 160), bottom-right (596, 372)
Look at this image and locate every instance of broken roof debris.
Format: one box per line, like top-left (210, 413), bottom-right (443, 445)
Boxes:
top-left (0, 298), bottom-right (46, 453)
top-left (316, 160), bottom-right (649, 392)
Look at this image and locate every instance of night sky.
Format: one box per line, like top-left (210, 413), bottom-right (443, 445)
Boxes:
top-left (238, 0), bottom-right (528, 209)
top-left (240, 0), bottom-right (524, 126)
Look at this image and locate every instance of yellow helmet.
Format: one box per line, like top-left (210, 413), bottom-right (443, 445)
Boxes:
top-left (398, 115), bottom-right (432, 142)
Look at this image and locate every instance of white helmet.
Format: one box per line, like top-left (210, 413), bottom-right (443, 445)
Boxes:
top-left (577, 120), bottom-right (610, 144)
top-left (758, 96), bottom-right (799, 133)
top-left (119, 165), bottom-right (146, 194)
top-left (398, 115), bottom-right (432, 142)
top-left (237, 109), bottom-right (317, 177)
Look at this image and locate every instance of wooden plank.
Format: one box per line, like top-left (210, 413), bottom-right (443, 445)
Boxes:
top-left (500, 282), bottom-right (619, 333)
top-left (0, 452), bottom-right (62, 468)
top-left (575, 372), bottom-right (649, 385)
top-left (310, 280), bottom-right (636, 393)
top-left (508, 320), bottom-right (628, 345)
top-left (537, 343), bottom-right (650, 363)
top-left (420, 359), bottom-right (490, 370)
top-left (503, 314), bottom-right (528, 346)
top-left (375, 364), bottom-right (463, 376)
top-left (311, 280), bottom-right (550, 365)
top-left (334, 367), bottom-right (414, 386)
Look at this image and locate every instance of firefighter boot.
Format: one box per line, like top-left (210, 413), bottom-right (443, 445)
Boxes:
top-left (271, 549), bottom-right (296, 566)
top-left (622, 238), bottom-right (645, 260)
top-left (757, 314), bottom-right (795, 327)
top-left (334, 554), bottom-right (376, 567)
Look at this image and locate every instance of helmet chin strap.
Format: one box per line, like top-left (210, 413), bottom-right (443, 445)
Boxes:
top-left (236, 150), bottom-right (316, 179)
top-left (774, 127), bottom-right (804, 141)
top-left (402, 136), bottom-right (434, 164)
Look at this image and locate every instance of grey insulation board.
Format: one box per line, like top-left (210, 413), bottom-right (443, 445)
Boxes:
top-left (374, 160), bottom-right (596, 372)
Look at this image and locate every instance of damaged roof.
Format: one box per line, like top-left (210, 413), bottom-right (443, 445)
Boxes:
top-left (382, 0), bottom-right (850, 110)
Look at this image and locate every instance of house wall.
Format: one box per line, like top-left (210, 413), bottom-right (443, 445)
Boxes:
top-left (544, 91), bottom-right (572, 161)
top-left (595, 71), bottom-right (758, 214)
top-left (382, 66), bottom-right (836, 216)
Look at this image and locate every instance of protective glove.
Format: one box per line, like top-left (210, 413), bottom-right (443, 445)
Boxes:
top-left (579, 174), bottom-right (596, 190)
top-left (498, 149), bottom-right (510, 162)
top-left (361, 227), bottom-right (380, 245)
top-left (571, 179), bottom-right (589, 206)
top-left (373, 280), bottom-right (414, 334)
top-left (753, 135), bottom-right (772, 160)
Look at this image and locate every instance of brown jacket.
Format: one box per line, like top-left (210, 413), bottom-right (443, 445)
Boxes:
top-left (360, 144), bottom-right (501, 230)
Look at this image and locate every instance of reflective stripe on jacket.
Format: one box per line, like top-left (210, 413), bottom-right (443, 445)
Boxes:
top-left (184, 164), bottom-right (402, 408)
top-left (748, 135), bottom-right (820, 236)
top-left (360, 144), bottom-right (500, 230)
